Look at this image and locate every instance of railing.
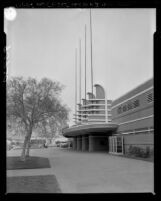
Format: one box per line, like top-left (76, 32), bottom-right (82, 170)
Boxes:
top-left (77, 108), bottom-right (111, 112)
top-left (81, 104), bottom-right (107, 107)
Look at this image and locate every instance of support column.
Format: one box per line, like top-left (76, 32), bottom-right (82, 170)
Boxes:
top-left (89, 135), bottom-right (95, 152)
top-left (77, 136), bottom-right (82, 151)
top-left (82, 136), bottom-right (89, 151)
top-left (73, 137), bottom-right (77, 150)
top-left (68, 140), bottom-right (71, 149)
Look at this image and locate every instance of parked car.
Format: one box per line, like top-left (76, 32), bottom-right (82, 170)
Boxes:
top-left (38, 144), bottom-right (43, 148)
top-left (60, 143), bottom-right (68, 148)
top-left (7, 140), bottom-right (12, 150)
top-left (12, 145), bottom-right (22, 150)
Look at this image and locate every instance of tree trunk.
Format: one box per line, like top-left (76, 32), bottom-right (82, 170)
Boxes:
top-left (20, 127), bottom-right (32, 161)
top-left (26, 137), bottom-right (31, 158)
top-left (20, 135), bottom-right (29, 161)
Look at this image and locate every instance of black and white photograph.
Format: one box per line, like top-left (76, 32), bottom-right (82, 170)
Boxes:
top-left (5, 8), bottom-right (155, 194)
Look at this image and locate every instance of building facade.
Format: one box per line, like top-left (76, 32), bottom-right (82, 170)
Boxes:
top-left (109, 78), bottom-right (154, 156)
top-left (64, 84), bottom-right (117, 152)
top-left (63, 78), bottom-right (154, 158)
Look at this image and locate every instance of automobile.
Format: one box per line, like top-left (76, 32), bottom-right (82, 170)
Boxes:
top-left (7, 140), bottom-right (13, 150)
top-left (38, 144), bottom-right (44, 148)
top-left (60, 143), bottom-right (68, 148)
top-left (56, 143), bottom-right (60, 147)
top-left (7, 144), bottom-right (13, 151)
top-left (12, 145), bottom-right (22, 150)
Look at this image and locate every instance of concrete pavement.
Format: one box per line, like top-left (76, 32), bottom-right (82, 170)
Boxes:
top-left (7, 147), bottom-right (154, 193)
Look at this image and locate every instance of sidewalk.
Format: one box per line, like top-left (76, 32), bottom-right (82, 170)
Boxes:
top-left (7, 147), bottom-right (154, 193)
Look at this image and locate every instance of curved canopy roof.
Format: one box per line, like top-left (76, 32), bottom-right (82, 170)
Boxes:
top-left (63, 123), bottom-right (118, 137)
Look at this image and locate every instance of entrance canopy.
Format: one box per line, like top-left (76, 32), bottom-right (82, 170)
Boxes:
top-left (63, 123), bottom-right (118, 137)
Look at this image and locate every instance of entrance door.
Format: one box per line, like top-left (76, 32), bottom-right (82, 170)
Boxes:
top-left (109, 136), bottom-right (124, 155)
top-left (116, 136), bottom-right (123, 154)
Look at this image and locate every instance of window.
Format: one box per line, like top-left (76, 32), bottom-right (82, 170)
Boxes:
top-left (123, 105), bottom-right (127, 112)
top-left (147, 93), bottom-right (153, 103)
top-left (117, 106), bottom-right (122, 114)
top-left (127, 102), bottom-right (133, 110)
top-left (133, 99), bottom-right (140, 108)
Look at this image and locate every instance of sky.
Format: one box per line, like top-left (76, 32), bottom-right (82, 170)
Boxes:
top-left (5, 8), bottom-right (155, 126)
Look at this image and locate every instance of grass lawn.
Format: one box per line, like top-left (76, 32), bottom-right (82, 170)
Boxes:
top-left (7, 156), bottom-right (51, 170)
top-left (7, 175), bottom-right (61, 193)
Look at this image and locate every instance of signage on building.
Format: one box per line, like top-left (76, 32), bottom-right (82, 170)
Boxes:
top-left (117, 99), bottom-right (140, 115)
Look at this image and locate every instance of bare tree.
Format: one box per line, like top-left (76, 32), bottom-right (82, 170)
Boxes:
top-left (7, 77), bottom-right (69, 161)
top-left (7, 116), bottom-right (26, 139)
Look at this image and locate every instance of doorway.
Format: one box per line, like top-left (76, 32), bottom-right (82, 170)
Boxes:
top-left (109, 136), bottom-right (124, 155)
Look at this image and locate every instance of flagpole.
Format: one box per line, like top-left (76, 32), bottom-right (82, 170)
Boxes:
top-left (90, 9), bottom-right (94, 96)
top-left (75, 48), bottom-right (77, 124)
top-left (79, 39), bottom-right (82, 105)
top-left (84, 24), bottom-right (87, 102)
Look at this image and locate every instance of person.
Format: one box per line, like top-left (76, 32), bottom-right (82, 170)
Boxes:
top-left (44, 141), bottom-right (48, 148)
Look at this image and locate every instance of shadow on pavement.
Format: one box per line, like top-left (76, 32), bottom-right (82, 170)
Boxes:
top-left (7, 175), bottom-right (61, 193)
top-left (7, 156), bottom-right (51, 170)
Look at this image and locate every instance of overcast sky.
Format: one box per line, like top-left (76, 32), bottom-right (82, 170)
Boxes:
top-left (5, 8), bottom-right (155, 125)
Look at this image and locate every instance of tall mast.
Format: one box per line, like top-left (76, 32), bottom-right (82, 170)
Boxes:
top-left (79, 39), bottom-right (82, 105)
top-left (84, 24), bottom-right (87, 102)
top-left (90, 9), bottom-right (94, 96)
top-left (75, 48), bottom-right (77, 124)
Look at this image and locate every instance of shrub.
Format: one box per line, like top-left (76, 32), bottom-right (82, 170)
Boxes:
top-left (144, 146), bottom-right (150, 158)
top-left (150, 148), bottom-right (154, 157)
top-left (128, 145), bottom-right (133, 155)
top-left (128, 145), bottom-right (150, 158)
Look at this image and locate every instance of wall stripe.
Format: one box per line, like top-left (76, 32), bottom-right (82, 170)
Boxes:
top-left (121, 128), bottom-right (154, 135)
top-left (111, 86), bottom-right (153, 109)
top-left (118, 115), bottom-right (153, 126)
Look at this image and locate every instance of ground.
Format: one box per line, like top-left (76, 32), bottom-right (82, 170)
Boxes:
top-left (7, 147), bottom-right (154, 193)
top-left (7, 175), bottom-right (61, 193)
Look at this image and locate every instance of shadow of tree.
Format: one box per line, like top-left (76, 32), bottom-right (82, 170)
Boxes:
top-left (7, 156), bottom-right (51, 170)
